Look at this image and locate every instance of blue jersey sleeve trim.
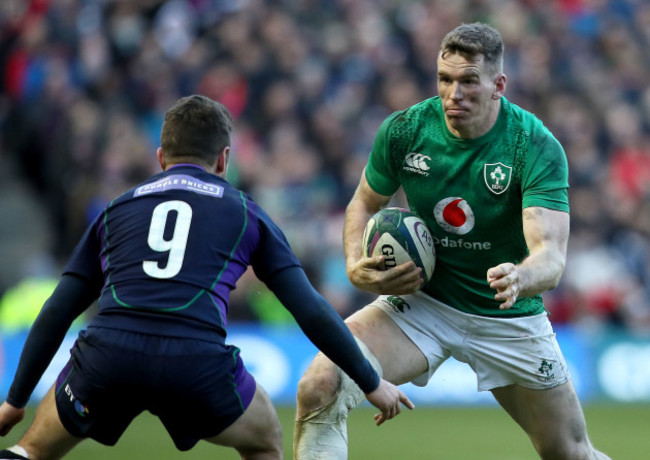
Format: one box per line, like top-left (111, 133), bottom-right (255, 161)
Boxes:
top-left (209, 191), bottom-right (249, 292)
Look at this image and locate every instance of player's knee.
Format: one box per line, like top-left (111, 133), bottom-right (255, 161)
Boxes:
top-left (536, 431), bottom-right (593, 460)
top-left (538, 444), bottom-right (592, 460)
top-left (296, 362), bottom-right (340, 416)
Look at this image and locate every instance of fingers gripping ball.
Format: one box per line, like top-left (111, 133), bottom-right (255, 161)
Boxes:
top-left (362, 207), bottom-right (436, 283)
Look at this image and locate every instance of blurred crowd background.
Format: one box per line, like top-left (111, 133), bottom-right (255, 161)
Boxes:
top-left (0, 0), bottom-right (648, 333)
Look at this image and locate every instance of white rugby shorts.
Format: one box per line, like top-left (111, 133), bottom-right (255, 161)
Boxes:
top-left (370, 291), bottom-right (570, 391)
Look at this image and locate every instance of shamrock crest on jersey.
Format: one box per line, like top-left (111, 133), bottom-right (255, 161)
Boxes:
top-left (483, 162), bottom-right (512, 195)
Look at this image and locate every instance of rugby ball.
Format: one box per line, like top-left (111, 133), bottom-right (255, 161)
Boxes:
top-left (362, 207), bottom-right (436, 283)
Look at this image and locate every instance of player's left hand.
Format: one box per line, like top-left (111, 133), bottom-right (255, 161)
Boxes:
top-left (487, 263), bottom-right (520, 310)
top-left (0, 401), bottom-right (25, 437)
top-left (347, 255), bottom-right (423, 296)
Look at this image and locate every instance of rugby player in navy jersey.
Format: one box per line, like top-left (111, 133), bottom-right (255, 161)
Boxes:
top-left (0, 95), bottom-right (412, 460)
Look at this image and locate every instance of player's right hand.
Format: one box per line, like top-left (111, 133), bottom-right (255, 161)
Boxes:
top-left (365, 379), bottom-right (414, 426)
top-left (347, 256), bottom-right (423, 295)
top-left (0, 401), bottom-right (25, 436)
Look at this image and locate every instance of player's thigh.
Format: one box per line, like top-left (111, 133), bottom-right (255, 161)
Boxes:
top-left (492, 380), bottom-right (589, 444)
top-left (205, 383), bottom-right (282, 455)
top-left (344, 304), bottom-right (428, 384)
top-left (20, 385), bottom-right (83, 460)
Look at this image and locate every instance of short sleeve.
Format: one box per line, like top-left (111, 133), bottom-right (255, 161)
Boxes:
top-left (365, 112), bottom-right (402, 196)
top-left (521, 132), bottom-right (570, 212)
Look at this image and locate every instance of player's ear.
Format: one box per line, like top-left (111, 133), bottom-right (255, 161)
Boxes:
top-left (216, 146), bottom-right (230, 176)
top-left (156, 147), bottom-right (166, 170)
top-left (492, 73), bottom-right (506, 100)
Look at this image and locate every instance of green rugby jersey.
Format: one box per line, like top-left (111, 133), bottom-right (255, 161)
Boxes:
top-left (365, 96), bottom-right (569, 317)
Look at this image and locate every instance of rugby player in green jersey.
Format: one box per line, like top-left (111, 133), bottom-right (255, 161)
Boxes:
top-left (294, 23), bottom-right (610, 460)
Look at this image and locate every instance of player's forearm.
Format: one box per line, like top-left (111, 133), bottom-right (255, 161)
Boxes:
top-left (298, 306), bottom-right (380, 393)
top-left (7, 305), bottom-right (70, 407)
top-left (343, 196), bottom-right (375, 270)
top-left (343, 176), bottom-right (390, 271)
top-left (7, 275), bottom-right (95, 407)
top-left (516, 246), bottom-right (566, 297)
top-left (267, 267), bottom-right (380, 393)
top-left (517, 207), bottom-right (569, 298)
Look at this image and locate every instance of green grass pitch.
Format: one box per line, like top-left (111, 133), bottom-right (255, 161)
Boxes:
top-left (3, 404), bottom-right (649, 459)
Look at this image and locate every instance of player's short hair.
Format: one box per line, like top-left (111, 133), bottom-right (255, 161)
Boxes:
top-left (161, 95), bottom-right (233, 165)
top-left (440, 22), bottom-right (504, 77)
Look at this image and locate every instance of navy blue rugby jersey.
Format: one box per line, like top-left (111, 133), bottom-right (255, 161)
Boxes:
top-left (64, 164), bottom-right (301, 342)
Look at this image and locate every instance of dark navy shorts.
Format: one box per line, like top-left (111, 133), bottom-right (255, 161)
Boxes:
top-left (54, 327), bottom-right (257, 451)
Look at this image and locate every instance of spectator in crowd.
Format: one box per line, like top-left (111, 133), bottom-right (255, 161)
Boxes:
top-left (0, 0), bottom-right (648, 327)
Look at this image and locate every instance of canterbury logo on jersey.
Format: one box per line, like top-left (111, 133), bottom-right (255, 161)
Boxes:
top-left (403, 153), bottom-right (431, 176)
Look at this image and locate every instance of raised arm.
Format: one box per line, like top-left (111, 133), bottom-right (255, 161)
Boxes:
top-left (344, 172), bottom-right (423, 295)
top-left (487, 207), bottom-right (570, 310)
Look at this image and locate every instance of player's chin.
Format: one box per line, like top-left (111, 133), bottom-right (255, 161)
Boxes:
top-left (446, 116), bottom-right (468, 129)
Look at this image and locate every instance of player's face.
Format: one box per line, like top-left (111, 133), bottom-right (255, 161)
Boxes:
top-left (437, 51), bottom-right (504, 139)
